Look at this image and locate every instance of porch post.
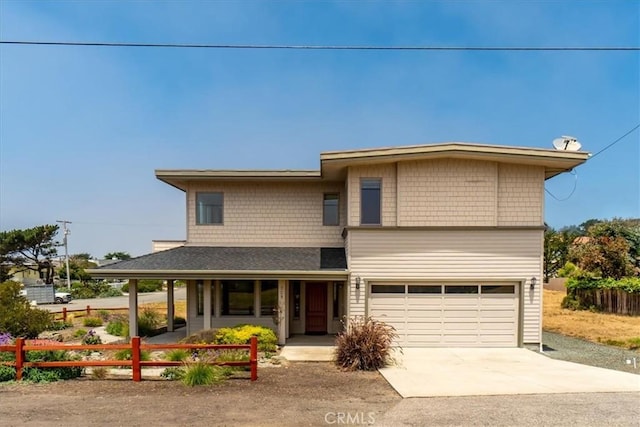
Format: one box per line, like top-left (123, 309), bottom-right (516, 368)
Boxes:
top-left (277, 279), bottom-right (286, 346)
top-left (167, 279), bottom-right (174, 332)
top-left (203, 279), bottom-right (212, 329)
top-left (128, 279), bottom-right (138, 337)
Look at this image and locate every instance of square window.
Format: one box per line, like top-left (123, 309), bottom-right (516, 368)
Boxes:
top-left (361, 179), bottom-right (381, 225)
top-left (221, 280), bottom-right (254, 315)
top-left (196, 192), bottom-right (223, 224)
top-left (323, 193), bottom-right (339, 226)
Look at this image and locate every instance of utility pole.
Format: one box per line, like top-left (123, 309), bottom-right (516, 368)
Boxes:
top-left (56, 220), bottom-right (72, 290)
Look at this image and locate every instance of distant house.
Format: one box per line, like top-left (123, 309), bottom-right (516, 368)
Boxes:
top-left (90, 142), bottom-right (588, 348)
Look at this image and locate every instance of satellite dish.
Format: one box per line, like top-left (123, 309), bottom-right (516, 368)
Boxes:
top-left (552, 136), bottom-right (582, 151)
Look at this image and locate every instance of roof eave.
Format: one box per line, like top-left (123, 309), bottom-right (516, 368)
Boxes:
top-left (320, 143), bottom-right (589, 181)
top-left (155, 170), bottom-right (324, 190)
top-left (87, 269), bottom-right (349, 280)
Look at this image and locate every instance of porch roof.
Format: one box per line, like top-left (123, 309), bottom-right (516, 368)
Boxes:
top-left (87, 246), bottom-right (348, 280)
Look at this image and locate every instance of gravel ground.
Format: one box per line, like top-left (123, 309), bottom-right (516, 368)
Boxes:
top-left (539, 331), bottom-right (640, 374)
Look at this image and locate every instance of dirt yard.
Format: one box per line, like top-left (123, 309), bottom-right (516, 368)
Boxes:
top-left (543, 289), bottom-right (640, 348)
top-left (0, 363), bottom-right (400, 427)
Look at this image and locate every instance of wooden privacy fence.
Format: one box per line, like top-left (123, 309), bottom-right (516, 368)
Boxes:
top-left (53, 306), bottom-right (129, 322)
top-left (0, 336), bottom-right (258, 382)
top-left (574, 289), bottom-right (640, 315)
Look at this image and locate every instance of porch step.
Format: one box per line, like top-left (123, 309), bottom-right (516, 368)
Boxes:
top-left (280, 345), bottom-right (336, 362)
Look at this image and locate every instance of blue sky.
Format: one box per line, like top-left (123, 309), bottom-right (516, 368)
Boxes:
top-left (0, 1), bottom-right (638, 257)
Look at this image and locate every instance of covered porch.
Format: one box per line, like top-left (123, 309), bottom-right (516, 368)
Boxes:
top-left (88, 246), bottom-right (349, 345)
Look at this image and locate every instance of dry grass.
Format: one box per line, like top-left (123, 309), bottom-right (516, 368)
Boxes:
top-left (140, 300), bottom-right (187, 319)
top-left (543, 289), bottom-right (640, 349)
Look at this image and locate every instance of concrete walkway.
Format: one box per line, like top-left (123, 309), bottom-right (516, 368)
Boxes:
top-left (379, 348), bottom-right (640, 398)
top-left (279, 335), bottom-right (336, 361)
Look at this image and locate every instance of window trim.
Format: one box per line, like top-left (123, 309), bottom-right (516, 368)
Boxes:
top-left (195, 192), bottom-right (224, 225)
top-left (323, 193), bottom-right (340, 226)
top-left (360, 178), bottom-right (382, 226)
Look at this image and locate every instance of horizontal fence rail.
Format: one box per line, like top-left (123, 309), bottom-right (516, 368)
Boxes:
top-left (0, 336), bottom-right (258, 382)
top-left (53, 306), bottom-right (129, 322)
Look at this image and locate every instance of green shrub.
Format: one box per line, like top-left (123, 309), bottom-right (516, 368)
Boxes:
top-left (98, 287), bottom-right (122, 298)
top-left (0, 365), bottom-right (16, 382)
top-left (215, 325), bottom-right (277, 352)
top-left (73, 328), bottom-right (87, 338)
top-left (114, 348), bottom-right (151, 362)
top-left (83, 317), bottom-right (103, 327)
top-left (121, 280), bottom-right (164, 293)
top-left (165, 349), bottom-right (190, 362)
top-left (561, 295), bottom-right (581, 310)
top-left (0, 281), bottom-right (53, 338)
top-left (71, 281), bottom-right (119, 299)
top-left (182, 362), bottom-right (228, 386)
top-left (138, 308), bottom-right (163, 337)
top-left (161, 367), bottom-right (185, 381)
top-left (566, 277), bottom-right (640, 294)
top-left (22, 349), bottom-right (83, 382)
top-left (47, 320), bottom-right (73, 331)
top-left (106, 318), bottom-right (129, 337)
top-left (335, 316), bottom-right (398, 371)
top-left (174, 316), bottom-right (186, 325)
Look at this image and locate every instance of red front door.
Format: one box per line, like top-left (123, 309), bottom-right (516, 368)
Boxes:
top-left (305, 282), bottom-right (328, 334)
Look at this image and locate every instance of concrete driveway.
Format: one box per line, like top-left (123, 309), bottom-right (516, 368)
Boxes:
top-left (379, 348), bottom-right (640, 397)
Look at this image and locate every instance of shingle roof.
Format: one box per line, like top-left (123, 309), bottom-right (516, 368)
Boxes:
top-left (95, 246), bottom-right (347, 272)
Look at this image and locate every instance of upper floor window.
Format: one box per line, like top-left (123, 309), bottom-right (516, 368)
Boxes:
top-left (360, 178), bottom-right (381, 225)
top-left (323, 193), bottom-right (339, 226)
top-left (196, 192), bottom-right (223, 225)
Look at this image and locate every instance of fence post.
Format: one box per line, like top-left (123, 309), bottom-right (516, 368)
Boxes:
top-left (86, 305), bottom-right (91, 316)
top-left (131, 336), bottom-right (141, 382)
top-left (250, 336), bottom-right (258, 381)
top-left (62, 307), bottom-right (67, 322)
top-left (15, 338), bottom-right (25, 381)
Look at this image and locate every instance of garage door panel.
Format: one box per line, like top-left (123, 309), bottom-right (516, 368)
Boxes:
top-left (443, 322), bottom-right (478, 331)
top-left (370, 281), bottom-right (518, 348)
top-left (443, 311), bottom-right (480, 319)
top-left (407, 310), bottom-right (442, 319)
top-left (407, 298), bottom-right (441, 307)
top-left (407, 322), bottom-right (442, 331)
top-left (479, 310), bottom-right (516, 319)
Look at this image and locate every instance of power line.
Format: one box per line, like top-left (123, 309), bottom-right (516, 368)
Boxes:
top-left (590, 123), bottom-right (640, 159)
top-left (1, 40), bottom-right (638, 51)
top-left (545, 123), bottom-right (640, 202)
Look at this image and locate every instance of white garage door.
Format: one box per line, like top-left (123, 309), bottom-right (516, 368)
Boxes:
top-left (369, 282), bottom-right (519, 347)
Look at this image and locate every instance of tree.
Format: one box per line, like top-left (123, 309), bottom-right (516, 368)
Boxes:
top-left (0, 225), bottom-right (60, 284)
top-left (104, 251), bottom-right (131, 261)
top-left (58, 254), bottom-right (97, 283)
top-left (0, 281), bottom-right (53, 338)
top-left (567, 218), bottom-right (639, 279)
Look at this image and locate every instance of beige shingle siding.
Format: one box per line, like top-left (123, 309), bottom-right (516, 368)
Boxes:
top-left (347, 164), bottom-right (397, 226)
top-left (398, 159), bottom-right (498, 226)
top-left (346, 159), bottom-right (544, 228)
top-left (498, 164), bottom-right (544, 226)
top-left (186, 181), bottom-right (346, 246)
top-left (348, 229), bottom-right (542, 344)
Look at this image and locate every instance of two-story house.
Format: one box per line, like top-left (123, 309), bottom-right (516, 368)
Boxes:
top-left (91, 142), bottom-right (588, 348)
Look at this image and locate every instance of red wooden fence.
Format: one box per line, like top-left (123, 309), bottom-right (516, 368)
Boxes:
top-left (54, 306), bottom-right (129, 322)
top-left (0, 336), bottom-right (258, 382)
